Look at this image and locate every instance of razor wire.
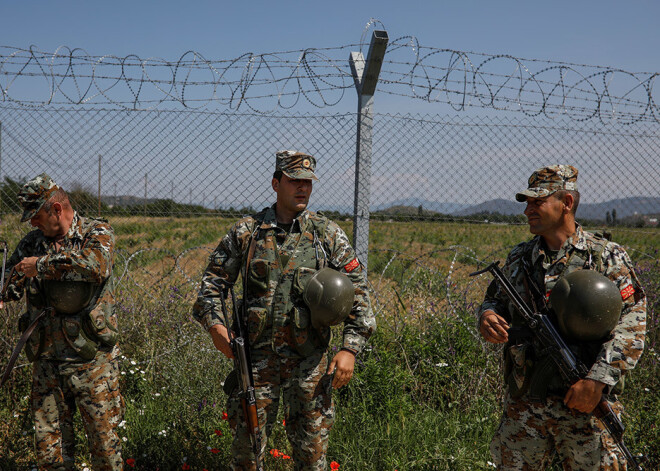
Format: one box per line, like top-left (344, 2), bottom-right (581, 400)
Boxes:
top-left (1, 38), bottom-right (658, 124)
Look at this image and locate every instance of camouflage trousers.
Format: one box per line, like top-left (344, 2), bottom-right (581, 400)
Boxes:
top-left (31, 349), bottom-right (125, 471)
top-left (490, 393), bottom-right (627, 470)
top-left (227, 348), bottom-right (334, 471)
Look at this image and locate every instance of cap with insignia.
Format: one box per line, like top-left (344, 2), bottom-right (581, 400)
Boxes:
top-left (515, 165), bottom-right (578, 202)
top-left (17, 173), bottom-right (61, 222)
top-left (275, 150), bottom-right (318, 181)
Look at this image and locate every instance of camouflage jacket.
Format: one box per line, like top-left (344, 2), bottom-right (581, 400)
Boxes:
top-left (3, 212), bottom-right (119, 362)
top-left (192, 205), bottom-right (375, 356)
top-left (478, 224), bottom-right (646, 389)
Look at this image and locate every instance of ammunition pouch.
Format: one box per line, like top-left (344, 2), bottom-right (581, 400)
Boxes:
top-left (504, 326), bottom-right (619, 399)
top-left (62, 316), bottom-right (98, 361)
top-left (245, 306), bottom-right (268, 346)
top-left (44, 280), bottom-right (119, 359)
top-left (290, 306), bottom-right (331, 357)
top-left (290, 268), bottom-right (331, 356)
top-left (247, 259), bottom-right (270, 298)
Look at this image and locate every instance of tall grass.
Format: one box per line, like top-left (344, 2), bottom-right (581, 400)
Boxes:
top-left (0, 218), bottom-right (658, 470)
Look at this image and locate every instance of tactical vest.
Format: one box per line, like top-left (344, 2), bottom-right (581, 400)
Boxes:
top-left (244, 210), bottom-right (330, 356)
top-left (504, 232), bottom-right (621, 399)
top-left (19, 217), bottom-right (119, 362)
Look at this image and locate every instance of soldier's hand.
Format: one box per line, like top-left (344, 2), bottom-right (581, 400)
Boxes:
top-left (209, 324), bottom-right (234, 359)
top-left (328, 349), bottom-right (355, 389)
top-left (479, 310), bottom-right (509, 343)
top-left (16, 257), bottom-right (39, 278)
top-left (564, 378), bottom-right (606, 414)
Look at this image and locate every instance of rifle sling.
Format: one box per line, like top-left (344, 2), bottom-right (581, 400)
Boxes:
top-left (1, 308), bottom-right (49, 387)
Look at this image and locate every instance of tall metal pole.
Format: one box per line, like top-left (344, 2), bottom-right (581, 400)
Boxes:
top-left (349, 30), bottom-right (388, 272)
top-left (97, 154), bottom-right (102, 217)
top-left (0, 121), bottom-right (3, 215)
top-left (144, 173), bottom-right (147, 217)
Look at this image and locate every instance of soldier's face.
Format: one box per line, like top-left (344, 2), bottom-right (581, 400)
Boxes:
top-left (524, 194), bottom-right (565, 236)
top-left (30, 206), bottom-right (63, 238)
top-left (273, 174), bottom-right (313, 214)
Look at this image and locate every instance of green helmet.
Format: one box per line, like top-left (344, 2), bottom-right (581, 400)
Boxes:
top-left (43, 280), bottom-right (96, 314)
top-left (549, 270), bottom-right (622, 342)
top-left (303, 267), bottom-right (355, 329)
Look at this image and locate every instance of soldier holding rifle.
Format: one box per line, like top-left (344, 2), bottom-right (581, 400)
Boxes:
top-left (477, 165), bottom-right (646, 470)
top-left (192, 150), bottom-right (375, 470)
top-left (1, 174), bottom-right (124, 470)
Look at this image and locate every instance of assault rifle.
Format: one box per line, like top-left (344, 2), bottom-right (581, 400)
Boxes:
top-left (471, 261), bottom-right (642, 470)
top-left (1, 241), bottom-right (51, 388)
top-left (219, 285), bottom-right (264, 471)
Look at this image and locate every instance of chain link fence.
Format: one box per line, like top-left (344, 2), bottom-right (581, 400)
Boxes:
top-left (0, 106), bottom-right (658, 236)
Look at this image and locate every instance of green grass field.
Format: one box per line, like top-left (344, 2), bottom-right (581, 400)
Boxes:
top-left (1, 216), bottom-right (658, 470)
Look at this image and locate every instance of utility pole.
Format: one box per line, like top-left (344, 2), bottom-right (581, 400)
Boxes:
top-left (144, 173), bottom-right (147, 217)
top-left (97, 154), bottom-right (102, 217)
top-left (349, 29), bottom-right (388, 271)
top-left (0, 121), bottom-right (3, 215)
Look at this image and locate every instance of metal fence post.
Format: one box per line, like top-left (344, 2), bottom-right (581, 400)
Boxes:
top-left (0, 121), bottom-right (2, 214)
top-left (349, 30), bottom-right (388, 271)
top-left (98, 154), bottom-right (102, 217)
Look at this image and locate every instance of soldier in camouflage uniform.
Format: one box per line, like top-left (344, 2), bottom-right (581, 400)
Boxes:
top-left (192, 150), bottom-right (376, 471)
top-left (478, 165), bottom-right (646, 470)
top-left (1, 174), bottom-right (124, 471)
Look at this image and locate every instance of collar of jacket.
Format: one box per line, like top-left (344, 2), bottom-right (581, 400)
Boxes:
top-left (64, 211), bottom-right (85, 241)
top-left (259, 204), bottom-right (312, 232)
top-left (529, 222), bottom-right (587, 265)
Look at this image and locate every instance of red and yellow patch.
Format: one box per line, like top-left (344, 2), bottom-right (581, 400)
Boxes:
top-left (620, 284), bottom-right (635, 300)
top-left (344, 258), bottom-right (359, 273)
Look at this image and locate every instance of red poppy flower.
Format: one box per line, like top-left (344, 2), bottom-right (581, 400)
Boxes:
top-left (210, 448), bottom-right (220, 454)
top-left (282, 454), bottom-right (291, 460)
top-left (182, 464), bottom-right (191, 470)
top-left (270, 449), bottom-right (280, 458)
top-left (221, 411), bottom-right (229, 420)
top-left (126, 458), bottom-right (136, 468)
top-left (282, 419), bottom-right (286, 426)
top-left (214, 429), bottom-right (223, 436)
top-left (330, 461), bottom-right (340, 470)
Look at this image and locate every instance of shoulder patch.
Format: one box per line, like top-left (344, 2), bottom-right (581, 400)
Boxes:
top-left (620, 284), bottom-right (635, 300)
top-left (344, 258), bottom-right (359, 273)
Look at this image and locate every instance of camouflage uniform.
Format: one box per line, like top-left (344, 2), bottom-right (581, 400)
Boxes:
top-left (193, 152), bottom-right (375, 471)
top-left (478, 166), bottom-right (646, 470)
top-left (3, 174), bottom-right (124, 471)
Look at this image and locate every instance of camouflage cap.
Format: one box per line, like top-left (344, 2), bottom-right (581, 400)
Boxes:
top-left (275, 150), bottom-right (318, 181)
top-left (17, 173), bottom-right (60, 222)
top-left (515, 165), bottom-right (578, 202)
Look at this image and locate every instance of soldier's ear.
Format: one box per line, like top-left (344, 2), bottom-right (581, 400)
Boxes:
top-left (272, 178), bottom-right (279, 193)
top-left (563, 193), bottom-right (574, 213)
top-left (51, 202), bottom-right (63, 216)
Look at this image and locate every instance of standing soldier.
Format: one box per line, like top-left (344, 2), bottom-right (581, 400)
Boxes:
top-left (193, 150), bottom-right (376, 470)
top-left (478, 165), bottom-right (646, 469)
top-left (1, 174), bottom-right (124, 470)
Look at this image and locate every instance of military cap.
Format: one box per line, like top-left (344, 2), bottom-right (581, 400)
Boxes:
top-left (515, 165), bottom-right (578, 202)
top-left (17, 173), bottom-right (61, 222)
top-left (275, 150), bottom-right (318, 181)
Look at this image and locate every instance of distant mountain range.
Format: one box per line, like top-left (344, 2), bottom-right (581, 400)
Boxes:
top-left (454, 196), bottom-right (660, 220)
top-left (101, 194), bottom-right (659, 222)
top-left (373, 198), bottom-right (470, 214)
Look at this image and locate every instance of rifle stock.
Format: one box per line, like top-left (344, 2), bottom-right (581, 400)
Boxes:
top-left (471, 261), bottom-right (643, 470)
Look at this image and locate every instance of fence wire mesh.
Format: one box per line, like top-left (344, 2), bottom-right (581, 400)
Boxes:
top-left (0, 106), bottom-right (658, 238)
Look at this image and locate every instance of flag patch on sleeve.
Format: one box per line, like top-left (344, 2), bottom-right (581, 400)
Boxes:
top-left (344, 258), bottom-right (359, 273)
top-left (620, 284), bottom-right (635, 300)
